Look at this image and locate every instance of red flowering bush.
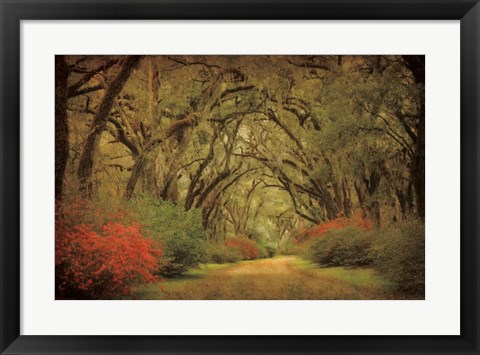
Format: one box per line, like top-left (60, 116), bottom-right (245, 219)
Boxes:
top-left (55, 199), bottom-right (162, 299)
top-left (225, 237), bottom-right (260, 260)
top-left (296, 211), bottom-right (371, 243)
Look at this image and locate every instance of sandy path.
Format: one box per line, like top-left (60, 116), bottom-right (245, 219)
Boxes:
top-left (136, 256), bottom-right (389, 300)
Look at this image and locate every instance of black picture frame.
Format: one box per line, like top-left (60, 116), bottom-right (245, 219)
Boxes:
top-left (1, 1), bottom-right (478, 354)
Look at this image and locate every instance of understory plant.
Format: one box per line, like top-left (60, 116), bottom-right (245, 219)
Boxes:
top-left (55, 199), bottom-right (161, 299)
top-left (126, 196), bottom-right (207, 277)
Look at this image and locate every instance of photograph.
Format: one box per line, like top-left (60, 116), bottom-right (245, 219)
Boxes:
top-left (55, 55), bottom-right (425, 300)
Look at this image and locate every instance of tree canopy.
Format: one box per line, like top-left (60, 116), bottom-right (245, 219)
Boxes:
top-left (56, 55), bottom-right (425, 245)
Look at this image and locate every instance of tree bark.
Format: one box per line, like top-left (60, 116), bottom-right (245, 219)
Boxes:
top-left (159, 129), bottom-right (191, 202)
top-left (185, 132), bottom-right (218, 210)
top-left (55, 56), bottom-right (69, 201)
top-left (123, 114), bottom-right (199, 200)
top-left (124, 156), bottom-right (146, 200)
top-left (412, 111), bottom-right (425, 219)
top-left (403, 55), bottom-right (425, 219)
top-left (341, 176), bottom-right (353, 217)
top-left (77, 55), bottom-right (142, 196)
top-left (195, 170), bottom-right (231, 209)
top-left (370, 200), bottom-right (381, 229)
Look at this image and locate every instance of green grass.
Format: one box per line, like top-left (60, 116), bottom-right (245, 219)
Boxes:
top-left (293, 258), bottom-right (392, 289)
top-left (134, 263), bottom-right (234, 298)
top-left (133, 256), bottom-right (394, 300)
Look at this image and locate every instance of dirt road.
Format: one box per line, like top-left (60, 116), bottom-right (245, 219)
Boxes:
top-left (134, 256), bottom-right (391, 300)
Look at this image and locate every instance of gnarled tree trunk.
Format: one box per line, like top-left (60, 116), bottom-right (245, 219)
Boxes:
top-left (403, 55), bottom-right (425, 220)
top-left (55, 56), bottom-right (69, 201)
top-left (77, 55), bottom-right (142, 196)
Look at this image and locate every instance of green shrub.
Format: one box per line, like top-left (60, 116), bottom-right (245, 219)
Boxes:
top-left (207, 243), bottom-right (243, 264)
top-left (254, 240), bottom-right (275, 259)
top-left (305, 220), bottom-right (425, 297)
top-left (160, 232), bottom-right (207, 276)
top-left (309, 227), bottom-right (373, 267)
top-left (264, 244), bottom-right (277, 258)
top-left (125, 196), bottom-right (207, 277)
top-left (257, 246), bottom-right (269, 259)
top-left (370, 220), bottom-right (425, 296)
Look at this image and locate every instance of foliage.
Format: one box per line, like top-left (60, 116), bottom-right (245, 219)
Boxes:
top-left (207, 243), bottom-right (243, 264)
top-left (370, 220), bottom-right (425, 295)
top-left (57, 55), bottom-right (425, 299)
top-left (126, 197), bottom-right (207, 276)
top-left (55, 199), bottom-right (161, 299)
top-left (296, 212), bottom-right (371, 243)
top-left (307, 220), bottom-right (425, 297)
top-left (309, 227), bottom-right (374, 267)
top-left (207, 237), bottom-right (263, 263)
top-left (225, 237), bottom-right (261, 260)
top-left (262, 244), bottom-right (277, 258)
top-left (160, 232), bottom-right (208, 276)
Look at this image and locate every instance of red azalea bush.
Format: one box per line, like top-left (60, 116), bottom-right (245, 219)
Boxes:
top-left (225, 237), bottom-right (260, 260)
top-left (283, 211), bottom-right (372, 256)
top-left (56, 199), bottom-right (162, 299)
top-left (295, 210), bottom-right (372, 243)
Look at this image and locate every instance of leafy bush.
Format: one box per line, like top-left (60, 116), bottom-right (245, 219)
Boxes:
top-left (297, 211), bottom-right (371, 243)
top-left (126, 197), bottom-right (207, 277)
top-left (309, 227), bottom-right (373, 267)
top-left (370, 220), bottom-right (425, 296)
top-left (160, 232), bottom-right (208, 276)
top-left (207, 243), bottom-right (243, 264)
top-left (262, 245), bottom-right (276, 258)
top-left (55, 199), bottom-right (161, 299)
top-left (207, 237), bottom-right (263, 263)
top-left (257, 246), bottom-right (269, 259)
top-left (307, 219), bottom-right (425, 297)
top-left (225, 237), bottom-right (260, 260)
